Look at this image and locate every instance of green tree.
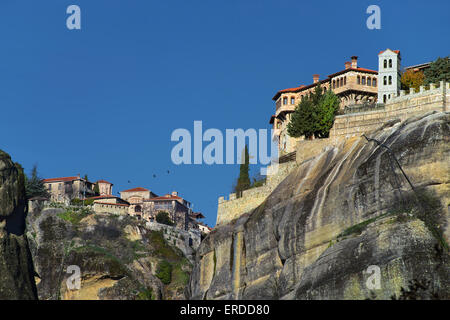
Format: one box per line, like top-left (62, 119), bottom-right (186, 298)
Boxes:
top-left (25, 165), bottom-right (50, 199)
top-left (234, 145), bottom-right (250, 197)
top-left (424, 56), bottom-right (450, 85)
top-left (314, 89), bottom-right (340, 138)
top-left (155, 260), bottom-right (172, 284)
top-left (94, 183), bottom-right (100, 195)
top-left (156, 211), bottom-right (174, 226)
top-left (287, 84), bottom-right (340, 139)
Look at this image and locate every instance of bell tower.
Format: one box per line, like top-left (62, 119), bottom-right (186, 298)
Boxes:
top-left (378, 49), bottom-right (401, 103)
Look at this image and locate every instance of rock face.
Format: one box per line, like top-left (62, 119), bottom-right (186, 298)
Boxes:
top-left (26, 207), bottom-right (192, 300)
top-left (0, 150), bottom-right (38, 300)
top-left (189, 112), bottom-right (450, 300)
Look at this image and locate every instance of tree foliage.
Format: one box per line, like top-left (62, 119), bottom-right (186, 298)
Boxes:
top-left (424, 56), bottom-right (450, 85)
top-left (234, 145), bottom-right (250, 197)
top-left (155, 260), bottom-right (172, 284)
top-left (287, 85), bottom-right (340, 139)
top-left (156, 211), bottom-right (174, 226)
top-left (401, 69), bottom-right (424, 91)
top-left (25, 165), bottom-right (50, 200)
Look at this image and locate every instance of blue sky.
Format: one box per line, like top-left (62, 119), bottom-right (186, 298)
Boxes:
top-left (1, 0), bottom-right (449, 227)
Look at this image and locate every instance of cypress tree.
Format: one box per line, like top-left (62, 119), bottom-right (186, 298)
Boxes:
top-left (235, 145), bottom-right (250, 198)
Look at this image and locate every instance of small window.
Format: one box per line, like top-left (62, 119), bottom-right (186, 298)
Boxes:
top-left (283, 97), bottom-right (287, 105)
top-left (362, 76), bottom-right (366, 85)
top-left (340, 78), bottom-right (343, 87)
top-left (367, 78), bottom-right (371, 86)
top-left (373, 78), bottom-right (377, 87)
top-left (384, 59), bottom-right (387, 69)
top-left (383, 95), bottom-right (387, 103)
top-left (357, 76), bottom-right (360, 84)
top-left (388, 76), bottom-right (392, 85)
top-left (384, 76), bottom-right (387, 85)
top-left (332, 80), bottom-right (335, 89)
top-left (389, 59), bottom-right (392, 68)
top-left (344, 76), bottom-right (346, 85)
top-left (290, 97), bottom-right (295, 105)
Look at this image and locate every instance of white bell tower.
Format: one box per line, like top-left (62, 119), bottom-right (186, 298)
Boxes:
top-left (378, 49), bottom-right (401, 103)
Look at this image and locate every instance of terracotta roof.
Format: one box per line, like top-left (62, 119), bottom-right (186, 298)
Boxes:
top-left (272, 82), bottom-right (326, 100)
top-left (121, 187), bottom-right (149, 192)
top-left (43, 176), bottom-right (81, 183)
top-left (190, 212), bottom-right (205, 219)
top-left (327, 67), bottom-right (377, 78)
top-left (378, 49), bottom-right (400, 55)
top-left (273, 67), bottom-right (377, 101)
top-left (146, 194), bottom-right (183, 201)
top-left (94, 202), bottom-right (129, 207)
top-left (97, 180), bottom-right (113, 185)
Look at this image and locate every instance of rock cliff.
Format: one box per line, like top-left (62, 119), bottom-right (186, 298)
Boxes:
top-left (0, 150), bottom-right (38, 299)
top-left (189, 111), bottom-right (450, 300)
top-left (26, 207), bottom-right (192, 300)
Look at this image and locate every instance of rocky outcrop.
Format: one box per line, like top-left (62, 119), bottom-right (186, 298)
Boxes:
top-left (26, 207), bottom-right (192, 300)
top-left (189, 111), bottom-right (450, 300)
top-left (0, 150), bottom-right (38, 300)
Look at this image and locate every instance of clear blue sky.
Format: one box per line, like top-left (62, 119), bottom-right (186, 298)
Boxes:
top-left (1, 0), bottom-right (449, 227)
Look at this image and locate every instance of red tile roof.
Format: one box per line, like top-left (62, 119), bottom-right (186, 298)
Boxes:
top-left (378, 49), bottom-right (400, 55)
top-left (327, 67), bottom-right (377, 78)
top-left (43, 176), bottom-right (81, 183)
top-left (273, 67), bottom-right (377, 101)
top-left (97, 180), bottom-right (113, 185)
top-left (121, 187), bottom-right (149, 192)
top-left (146, 194), bottom-right (182, 201)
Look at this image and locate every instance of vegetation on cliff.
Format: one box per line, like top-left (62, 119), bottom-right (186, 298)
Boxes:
top-left (26, 205), bottom-right (192, 300)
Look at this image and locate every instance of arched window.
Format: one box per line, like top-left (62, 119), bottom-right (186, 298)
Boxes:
top-left (357, 76), bottom-right (360, 84)
top-left (384, 59), bottom-right (387, 69)
top-left (367, 78), bottom-right (371, 86)
top-left (283, 97), bottom-right (287, 105)
top-left (389, 59), bottom-right (392, 68)
top-left (290, 97), bottom-right (295, 105)
top-left (383, 95), bottom-right (387, 103)
top-left (344, 76), bottom-right (346, 85)
top-left (340, 78), bottom-right (343, 87)
top-left (373, 78), bottom-right (377, 87)
top-left (135, 205), bottom-right (142, 213)
top-left (362, 76), bottom-right (366, 85)
top-left (388, 76), bottom-right (392, 85)
top-left (384, 76), bottom-right (387, 85)
top-left (333, 80), bottom-right (336, 89)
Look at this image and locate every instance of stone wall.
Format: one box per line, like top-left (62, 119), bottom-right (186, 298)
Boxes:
top-left (216, 161), bottom-right (298, 226)
top-left (330, 81), bottom-right (449, 139)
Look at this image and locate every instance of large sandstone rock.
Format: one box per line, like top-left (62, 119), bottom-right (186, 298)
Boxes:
top-left (189, 111), bottom-right (450, 300)
top-left (26, 207), bottom-right (192, 300)
top-left (0, 150), bottom-right (38, 299)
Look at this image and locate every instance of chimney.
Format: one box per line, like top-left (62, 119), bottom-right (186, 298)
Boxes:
top-left (171, 191), bottom-right (178, 197)
top-left (351, 56), bottom-right (358, 69)
top-left (345, 61), bottom-right (351, 69)
top-left (313, 74), bottom-right (319, 83)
